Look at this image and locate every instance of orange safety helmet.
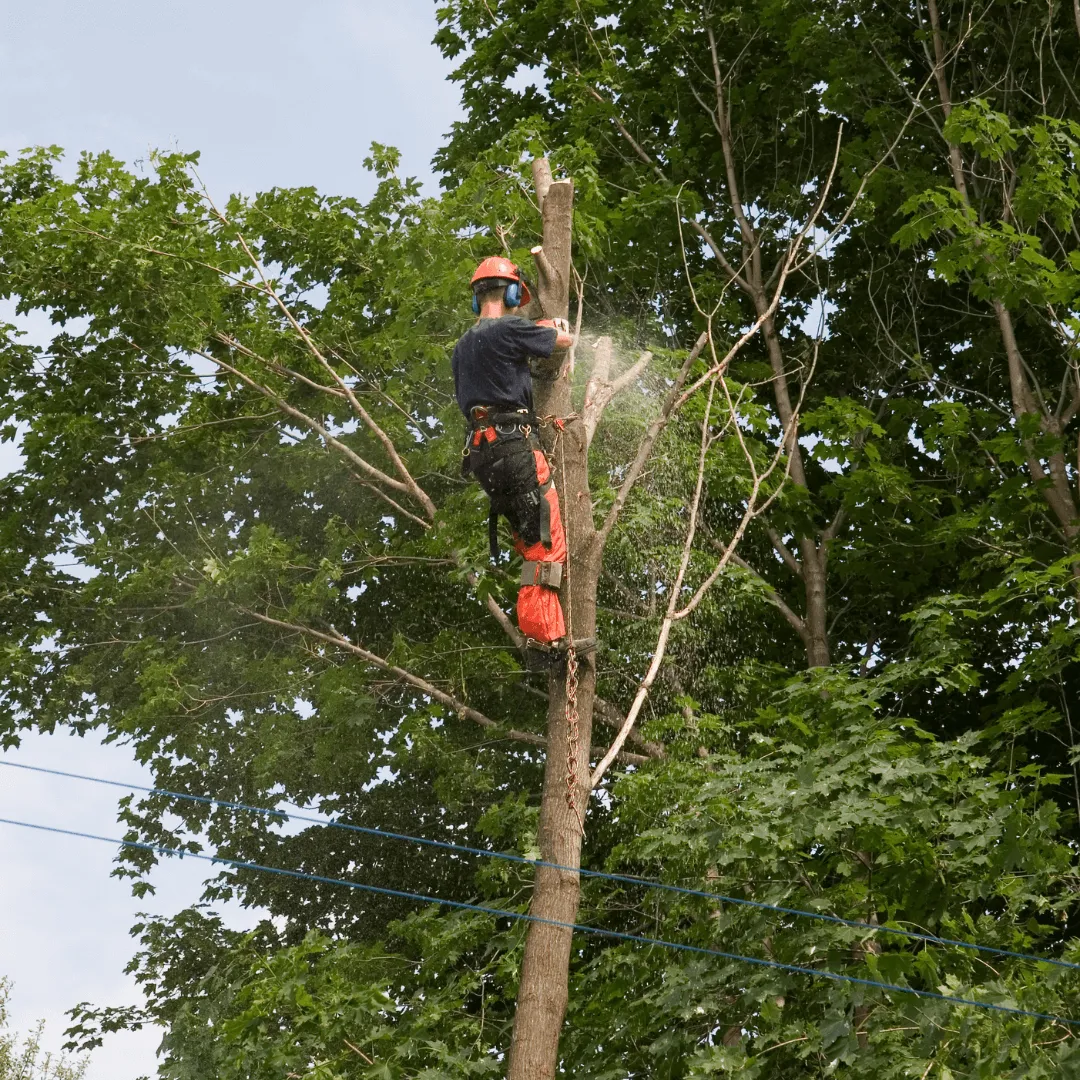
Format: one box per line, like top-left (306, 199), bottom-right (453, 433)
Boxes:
top-left (470, 256), bottom-right (532, 309)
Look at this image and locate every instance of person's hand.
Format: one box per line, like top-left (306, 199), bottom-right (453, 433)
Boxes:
top-left (537, 317), bottom-right (574, 348)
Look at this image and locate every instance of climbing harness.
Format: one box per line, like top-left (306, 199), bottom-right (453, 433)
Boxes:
top-left (462, 405), bottom-right (553, 560)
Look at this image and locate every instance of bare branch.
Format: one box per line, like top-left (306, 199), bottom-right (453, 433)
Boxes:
top-left (790, 72), bottom-right (938, 275)
top-left (567, 264), bottom-right (586, 377)
top-left (190, 346), bottom-right (416, 500)
top-left (216, 334), bottom-right (351, 403)
top-left (672, 417), bottom-right (799, 622)
top-left (707, 26), bottom-right (760, 270)
top-left (821, 507), bottom-right (847, 546)
top-left (671, 128), bottom-right (838, 418)
top-left (583, 84), bottom-right (753, 295)
top-left (593, 696), bottom-right (665, 759)
top-left (352, 479), bottom-right (433, 530)
top-left (765, 527), bottom-right (803, 577)
top-left (926, 0), bottom-right (969, 199)
top-left (524, 683), bottom-right (664, 758)
top-left (242, 609), bottom-right (547, 749)
top-left (202, 191), bottom-right (436, 520)
top-left (611, 350), bottom-right (654, 395)
top-left (593, 328), bottom-right (815, 786)
top-left (343, 1041), bottom-right (375, 1066)
top-left (582, 337), bottom-right (653, 446)
top-left (591, 376), bottom-right (720, 785)
top-left (728, 552), bottom-right (808, 638)
top-left (128, 412), bottom-right (276, 444)
top-left (464, 566), bottom-right (524, 649)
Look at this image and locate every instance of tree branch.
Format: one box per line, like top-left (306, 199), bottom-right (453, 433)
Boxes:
top-left (241, 609), bottom-right (547, 748)
top-left (582, 337), bottom-right (653, 446)
top-left (765, 527), bottom-right (803, 577)
top-left (821, 507), bottom-right (847, 546)
top-left (190, 346), bottom-right (416, 501)
top-left (203, 192), bottom-right (437, 521)
top-left (593, 696), bottom-right (665, 759)
top-left (728, 553), bottom-right (808, 639)
top-left (591, 377), bottom-right (721, 785)
top-left (464, 566), bottom-right (524, 649)
top-left (611, 350), bottom-right (653, 395)
top-left (352, 478), bottom-right (433, 530)
top-left (926, 0), bottom-right (969, 200)
top-left (707, 26), bottom-right (760, 277)
top-left (593, 332), bottom-right (813, 786)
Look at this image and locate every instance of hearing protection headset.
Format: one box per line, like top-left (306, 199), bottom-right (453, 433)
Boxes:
top-left (470, 257), bottom-right (533, 314)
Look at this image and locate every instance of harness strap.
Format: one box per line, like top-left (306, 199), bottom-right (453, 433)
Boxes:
top-left (488, 506), bottom-right (500, 561)
top-left (539, 484), bottom-right (552, 547)
top-left (468, 405), bottom-right (538, 429)
top-left (521, 560), bottom-right (563, 590)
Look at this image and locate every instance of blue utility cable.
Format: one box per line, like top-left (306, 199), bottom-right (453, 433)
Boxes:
top-left (2, 758), bottom-right (1078, 973)
top-left (0, 812), bottom-right (1075, 1027)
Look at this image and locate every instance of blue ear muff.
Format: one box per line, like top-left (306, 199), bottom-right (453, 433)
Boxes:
top-left (471, 293), bottom-right (481, 315)
top-left (504, 281), bottom-right (522, 308)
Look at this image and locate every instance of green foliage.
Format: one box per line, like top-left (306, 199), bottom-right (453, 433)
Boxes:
top-left (0, 981), bottom-right (86, 1080)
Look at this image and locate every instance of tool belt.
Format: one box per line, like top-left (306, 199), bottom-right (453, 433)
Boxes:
top-left (462, 405), bottom-right (553, 560)
top-left (464, 405), bottom-right (537, 447)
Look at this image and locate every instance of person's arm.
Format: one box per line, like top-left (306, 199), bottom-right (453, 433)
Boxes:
top-left (536, 317), bottom-right (574, 350)
top-left (505, 316), bottom-right (564, 360)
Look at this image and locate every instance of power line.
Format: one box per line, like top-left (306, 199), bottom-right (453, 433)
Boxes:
top-left (0, 812), bottom-right (1075, 1028)
top-left (2, 758), bottom-right (1076, 973)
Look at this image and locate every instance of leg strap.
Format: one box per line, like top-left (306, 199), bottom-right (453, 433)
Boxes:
top-left (489, 506), bottom-right (500, 561)
top-left (539, 483), bottom-right (552, 547)
top-left (520, 560), bottom-right (563, 590)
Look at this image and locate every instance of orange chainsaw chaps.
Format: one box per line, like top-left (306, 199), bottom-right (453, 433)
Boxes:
top-left (513, 450), bottom-right (567, 643)
top-left (516, 583), bottom-right (566, 643)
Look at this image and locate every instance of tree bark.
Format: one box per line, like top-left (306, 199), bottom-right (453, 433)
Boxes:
top-left (759, 306), bottom-right (832, 667)
top-left (507, 169), bottom-right (599, 1080)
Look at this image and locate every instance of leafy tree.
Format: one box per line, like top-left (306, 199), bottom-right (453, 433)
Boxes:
top-left (0, 980), bottom-right (86, 1080)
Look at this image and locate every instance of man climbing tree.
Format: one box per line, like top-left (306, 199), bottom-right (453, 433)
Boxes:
top-left (453, 257), bottom-right (575, 652)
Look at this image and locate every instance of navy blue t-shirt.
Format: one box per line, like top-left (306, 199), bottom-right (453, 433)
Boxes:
top-left (452, 315), bottom-right (559, 417)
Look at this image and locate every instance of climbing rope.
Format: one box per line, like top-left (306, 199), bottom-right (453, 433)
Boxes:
top-left (547, 413), bottom-right (586, 835)
top-left (564, 641), bottom-right (583, 833)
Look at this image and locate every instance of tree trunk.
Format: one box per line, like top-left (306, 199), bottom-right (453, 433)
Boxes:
top-left (507, 168), bottom-right (599, 1080)
top-left (800, 544), bottom-right (831, 668)
top-left (759, 306), bottom-right (832, 668)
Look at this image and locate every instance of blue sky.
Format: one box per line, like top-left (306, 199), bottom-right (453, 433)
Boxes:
top-left (0, 3), bottom-right (462, 1076)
